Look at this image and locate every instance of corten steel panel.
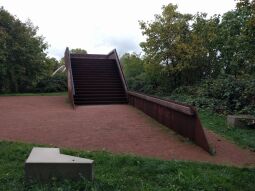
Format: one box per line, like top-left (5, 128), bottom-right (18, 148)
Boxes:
top-left (128, 92), bottom-right (213, 154)
top-left (64, 47), bottom-right (75, 109)
top-left (107, 49), bottom-right (128, 93)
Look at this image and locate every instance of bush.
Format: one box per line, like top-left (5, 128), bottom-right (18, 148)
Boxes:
top-left (200, 76), bottom-right (255, 114)
top-left (35, 74), bottom-right (67, 93)
top-left (170, 75), bottom-right (255, 115)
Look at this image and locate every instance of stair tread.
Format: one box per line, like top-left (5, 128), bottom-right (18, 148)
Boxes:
top-left (74, 94), bottom-right (126, 97)
top-left (74, 97), bottom-right (127, 101)
top-left (71, 57), bottom-right (127, 105)
top-left (74, 101), bottom-right (128, 105)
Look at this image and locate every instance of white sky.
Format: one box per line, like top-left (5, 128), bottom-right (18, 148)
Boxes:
top-left (1, 0), bottom-right (236, 59)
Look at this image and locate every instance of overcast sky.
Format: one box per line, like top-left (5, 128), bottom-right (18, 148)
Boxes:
top-left (1, 0), bottom-right (236, 59)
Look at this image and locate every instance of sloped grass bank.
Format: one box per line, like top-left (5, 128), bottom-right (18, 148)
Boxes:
top-left (0, 141), bottom-right (254, 191)
top-left (164, 93), bottom-right (255, 150)
top-left (199, 110), bottom-right (255, 150)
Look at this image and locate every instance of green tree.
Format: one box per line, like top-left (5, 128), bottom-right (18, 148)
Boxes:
top-left (219, 0), bottom-right (255, 76)
top-left (139, 4), bottom-right (192, 67)
top-left (120, 53), bottom-right (148, 92)
top-left (121, 53), bottom-right (144, 78)
top-left (70, 48), bottom-right (87, 54)
top-left (0, 7), bottom-right (49, 93)
top-left (190, 14), bottom-right (220, 78)
top-left (139, 4), bottom-right (208, 90)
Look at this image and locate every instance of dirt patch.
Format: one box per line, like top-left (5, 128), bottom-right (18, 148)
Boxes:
top-left (0, 96), bottom-right (254, 166)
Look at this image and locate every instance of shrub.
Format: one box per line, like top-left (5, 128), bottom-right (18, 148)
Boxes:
top-left (170, 75), bottom-right (255, 115)
top-left (35, 74), bottom-right (67, 93)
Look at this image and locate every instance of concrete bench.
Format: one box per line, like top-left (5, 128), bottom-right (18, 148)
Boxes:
top-left (25, 147), bottom-right (94, 182)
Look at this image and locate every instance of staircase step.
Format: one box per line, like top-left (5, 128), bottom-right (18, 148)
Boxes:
top-left (74, 83), bottom-right (121, 86)
top-left (75, 86), bottom-right (124, 89)
top-left (75, 90), bottom-right (125, 93)
top-left (75, 90), bottom-right (125, 94)
top-left (74, 92), bottom-right (126, 98)
top-left (72, 62), bottom-right (116, 65)
top-left (73, 71), bottom-right (119, 75)
top-left (72, 67), bottom-right (116, 70)
top-left (73, 80), bottom-right (121, 83)
top-left (74, 79), bottom-right (120, 81)
top-left (74, 100), bottom-right (128, 105)
top-left (74, 97), bottom-right (127, 101)
top-left (71, 59), bottom-right (116, 64)
top-left (75, 89), bottom-right (125, 94)
top-left (75, 83), bottom-right (123, 86)
top-left (73, 73), bottom-right (120, 79)
top-left (70, 57), bottom-right (127, 105)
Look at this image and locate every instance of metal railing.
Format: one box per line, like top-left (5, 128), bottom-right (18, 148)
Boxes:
top-left (127, 91), bottom-right (214, 154)
top-left (108, 49), bottom-right (213, 154)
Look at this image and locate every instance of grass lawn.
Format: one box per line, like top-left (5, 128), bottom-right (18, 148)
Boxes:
top-left (0, 141), bottom-right (254, 191)
top-left (199, 110), bottom-right (255, 150)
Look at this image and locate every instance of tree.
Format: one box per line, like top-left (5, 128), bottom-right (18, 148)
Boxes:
top-left (70, 48), bottom-right (87, 54)
top-left (139, 4), bottom-right (192, 67)
top-left (120, 53), bottom-right (148, 92)
top-left (135, 0), bottom-right (255, 113)
top-left (121, 53), bottom-right (144, 78)
top-left (219, 0), bottom-right (255, 77)
top-left (0, 7), bottom-right (49, 93)
top-left (139, 4), bottom-right (210, 90)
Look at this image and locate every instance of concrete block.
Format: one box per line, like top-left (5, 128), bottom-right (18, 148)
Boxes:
top-left (227, 115), bottom-right (255, 128)
top-left (25, 147), bottom-right (94, 182)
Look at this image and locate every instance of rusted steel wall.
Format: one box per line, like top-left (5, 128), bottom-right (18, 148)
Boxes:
top-left (64, 47), bottom-right (75, 109)
top-left (128, 91), bottom-right (213, 154)
top-left (108, 49), bottom-right (128, 93)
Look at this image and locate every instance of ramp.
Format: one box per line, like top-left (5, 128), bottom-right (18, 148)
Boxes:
top-left (64, 48), bottom-right (213, 154)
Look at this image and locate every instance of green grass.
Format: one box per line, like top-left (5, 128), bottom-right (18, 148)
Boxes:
top-left (199, 110), bottom-right (255, 150)
top-left (163, 94), bottom-right (255, 150)
top-left (0, 141), bottom-right (254, 191)
top-left (0, 92), bottom-right (67, 96)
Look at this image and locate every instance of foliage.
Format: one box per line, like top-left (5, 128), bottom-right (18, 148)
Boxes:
top-left (218, 0), bottom-right (255, 76)
top-left (0, 7), bottom-right (52, 93)
top-left (199, 76), bottom-right (255, 114)
top-left (199, 109), bottom-right (255, 150)
top-left (0, 141), bottom-right (255, 191)
top-left (122, 0), bottom-right (255, 114)
top-left (121, 53), bottom-right (148, 92)
top-left (138, 4), bottom-right (221, 91)
top-left (0, 7), bottom-right (70, 94)
top-left (121, 53), bottom-right (144, 79)
top-left (168, 75), bottom-right (255, 115)
top-left (70, 48), bottom-right (87, 54)
top-left (35, 73), bottom-right (67, 93)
